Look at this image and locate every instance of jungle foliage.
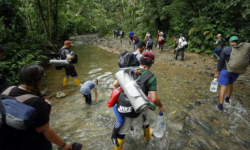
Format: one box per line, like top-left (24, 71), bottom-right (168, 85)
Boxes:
top-left (0, 0), bottom-right (250, 84)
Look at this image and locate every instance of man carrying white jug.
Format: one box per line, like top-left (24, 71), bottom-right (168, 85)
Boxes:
top-left (214, 36), bottom-right (249, 112)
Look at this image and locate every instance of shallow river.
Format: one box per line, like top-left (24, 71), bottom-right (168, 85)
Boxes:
top-left (45, 43), bottom-right (250, 150)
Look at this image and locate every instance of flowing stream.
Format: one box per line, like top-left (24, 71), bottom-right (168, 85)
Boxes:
top-left (45, 42), bottom-right (250, 150)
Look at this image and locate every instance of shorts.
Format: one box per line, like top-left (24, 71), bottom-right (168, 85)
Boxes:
top-left (218, 70), bottom-right (239, 85)
top-left (64, 65), bottom-right (78, 78)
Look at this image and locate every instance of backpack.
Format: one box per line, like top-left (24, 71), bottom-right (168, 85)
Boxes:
top-left (181, 37), bottom-right (188, 48)
top-left (0, 86), bottom-right (38, 130)
top-left (226, 42), bottom-right (250, 74)
top-left (135, 36), bottom-right (139, 44)
top-left (161, 37), bottom-right (166, 43)
top-left (118, 50), bottom-right (140, 68)
top-left (117, 71), bottom-right (154, 118)
top-left (220, 38), bottom-right (226, 47)
top-left (148, 39), bottom-right (153, 46)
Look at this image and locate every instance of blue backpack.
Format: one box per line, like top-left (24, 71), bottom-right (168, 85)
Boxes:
top-left (0, 86), bottom-right (37, 130)
top-left (148, 39), bottom-right (153, 46)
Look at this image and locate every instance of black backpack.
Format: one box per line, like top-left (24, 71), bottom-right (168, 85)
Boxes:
top-left (117, 71), bottom-right (154, 118)
top-left (182, 37), bottom-right (188, 48)
top-left (118, 50), bottom-right (140, 68)
top-left (135, 36), bottom-right (139, 44)
top-left (221, 38), bottom-right (226, 47)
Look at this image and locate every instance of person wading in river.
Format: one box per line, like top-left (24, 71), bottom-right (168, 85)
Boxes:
top-left (80, 79), bottom-right (98, 104)
top-left (214, 36), bottom-right (240, 112)
top-left (113, 52), bottom-right (166, 150)
top-left (61, 40), bottom-right (82, 86)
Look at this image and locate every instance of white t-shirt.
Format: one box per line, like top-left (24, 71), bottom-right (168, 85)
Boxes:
top-left (179, 37), bottom-right (187, 48)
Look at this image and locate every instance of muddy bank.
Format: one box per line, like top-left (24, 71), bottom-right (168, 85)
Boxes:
top-left (73, 34), bottom-right (250, 83)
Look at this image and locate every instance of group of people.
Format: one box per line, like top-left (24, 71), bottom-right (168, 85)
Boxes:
top-left (0, 40), bottom-right (99, 150)
top-left (110, 41), bottom-right (166, 150)
top-left (0, 32), bottom-right (248, 150)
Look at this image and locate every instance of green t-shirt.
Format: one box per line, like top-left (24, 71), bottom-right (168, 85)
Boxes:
top-left (216, 39), bottom-right (222, 48)
top-left (137, 67), bottom-right (157, 93)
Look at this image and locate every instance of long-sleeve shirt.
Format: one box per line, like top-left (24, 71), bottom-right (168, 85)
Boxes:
top-left (217, 46), bottom-right (232, 71)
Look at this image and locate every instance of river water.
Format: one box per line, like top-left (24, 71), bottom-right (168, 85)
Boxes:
top-left (45, 43), bottom-right (250, 150)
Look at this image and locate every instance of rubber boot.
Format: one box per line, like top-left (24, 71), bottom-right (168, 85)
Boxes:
top-left (114, 138), bottom-right (124, 150)
top-left (74, 78), bottom-right (82, 86)
top-left (144, 127), bottom-right (153, 140)
top-left (63, 78), bottom-right (68, 87)
top-left (111, 127), bottom-right (119, 147)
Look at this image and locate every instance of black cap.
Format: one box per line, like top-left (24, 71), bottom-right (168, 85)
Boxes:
top-left (0, 46), bottom-right (9, 51)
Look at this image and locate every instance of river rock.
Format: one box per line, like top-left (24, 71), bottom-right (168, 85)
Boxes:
top-left (41, 88), bottom-right (50, 96)
top-left (56, 91), bottom-right (67, 98)
top-left (221, 129), bottom-right (230, 137)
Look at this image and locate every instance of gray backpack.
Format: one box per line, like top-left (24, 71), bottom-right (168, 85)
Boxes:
top-left (226, 42), bottom-right (250, 74)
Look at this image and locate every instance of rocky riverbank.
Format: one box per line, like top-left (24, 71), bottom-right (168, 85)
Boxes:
top-left (73, 34), bottom-right (250, 84)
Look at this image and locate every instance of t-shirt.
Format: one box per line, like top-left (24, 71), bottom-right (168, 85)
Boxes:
top-left (80, 81), bottom-right (98, 95)
top-left (0, 87), bottom-right (51, 150)
top-left (61, 47), bottom-right (70, 60)
top-left (215, 39), bottom-right (222, 48)
top-left (137, 67), bottom-right (157, 94)
top-left (217, 46), bottom-right (232, 71)
top-left (133, 52), bottom-right (142, 62)
top-left (129, 31), bottom-right (134, 38)
top-left (179, 37), bottom-right (187, 48)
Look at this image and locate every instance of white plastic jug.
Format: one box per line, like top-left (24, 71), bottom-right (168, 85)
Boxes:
top-left (210, 78), bottom-right (218, 92)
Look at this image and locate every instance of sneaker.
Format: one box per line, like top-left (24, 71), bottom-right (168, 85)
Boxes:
top-left (216, 104), bottom-right (223, 112)
top-left (224, 98), bottom-right (230, 105)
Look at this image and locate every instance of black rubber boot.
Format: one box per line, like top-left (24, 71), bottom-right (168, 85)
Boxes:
top-left (111, 127), bottom-right (120, 147)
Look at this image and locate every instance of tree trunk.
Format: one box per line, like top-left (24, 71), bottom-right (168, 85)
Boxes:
top-left (36, 0), bottom-right (49, 40)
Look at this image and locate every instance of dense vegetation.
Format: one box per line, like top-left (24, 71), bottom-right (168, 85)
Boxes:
top-left (1, 0), bottom-right (250, 84)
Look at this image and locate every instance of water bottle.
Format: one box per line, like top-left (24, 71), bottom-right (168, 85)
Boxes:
top-left (210, 78), bottom-right (218, 92)
top-left (153, 112), bottom-right (165, 138)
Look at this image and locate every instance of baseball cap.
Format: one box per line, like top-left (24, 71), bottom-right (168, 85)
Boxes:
top-left (142, 52), bottom-right (155, 61)
top-left (64, 40), bottom-right (74, 46)
top-left (0, 46), bottom-right (9, 51)
top-left (229, 36), bottom-right (238, 42)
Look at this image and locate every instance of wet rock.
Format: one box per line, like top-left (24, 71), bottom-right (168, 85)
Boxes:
top-left (195, 100), bottom-right (201, 106)
top-left (41, 88), bottom-right (50, 96)
top-left (191, 77), bottom-right (195, 81)
top-left (196, 86), bottom-right (201, 90)
top-left (187, 104), bottom-right (194, 110)
top-left (209, 73), bottom-right (214, 76)
top-left (171, 122), bottom-right (184, 131)
top-left (221, 129), bottom-right (230, 137)
top-left (56, 91), bottom-right (67, 98)
top-left (193, 61), bottom-right (197, 64)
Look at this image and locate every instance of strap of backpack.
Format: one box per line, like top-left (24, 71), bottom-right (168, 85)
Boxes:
top-left (138, 71), bottom-right (154, 84)
top-left (2, 86), bottom-right (16, 95)
top-left (2, 86), bottom-right (38, 102)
